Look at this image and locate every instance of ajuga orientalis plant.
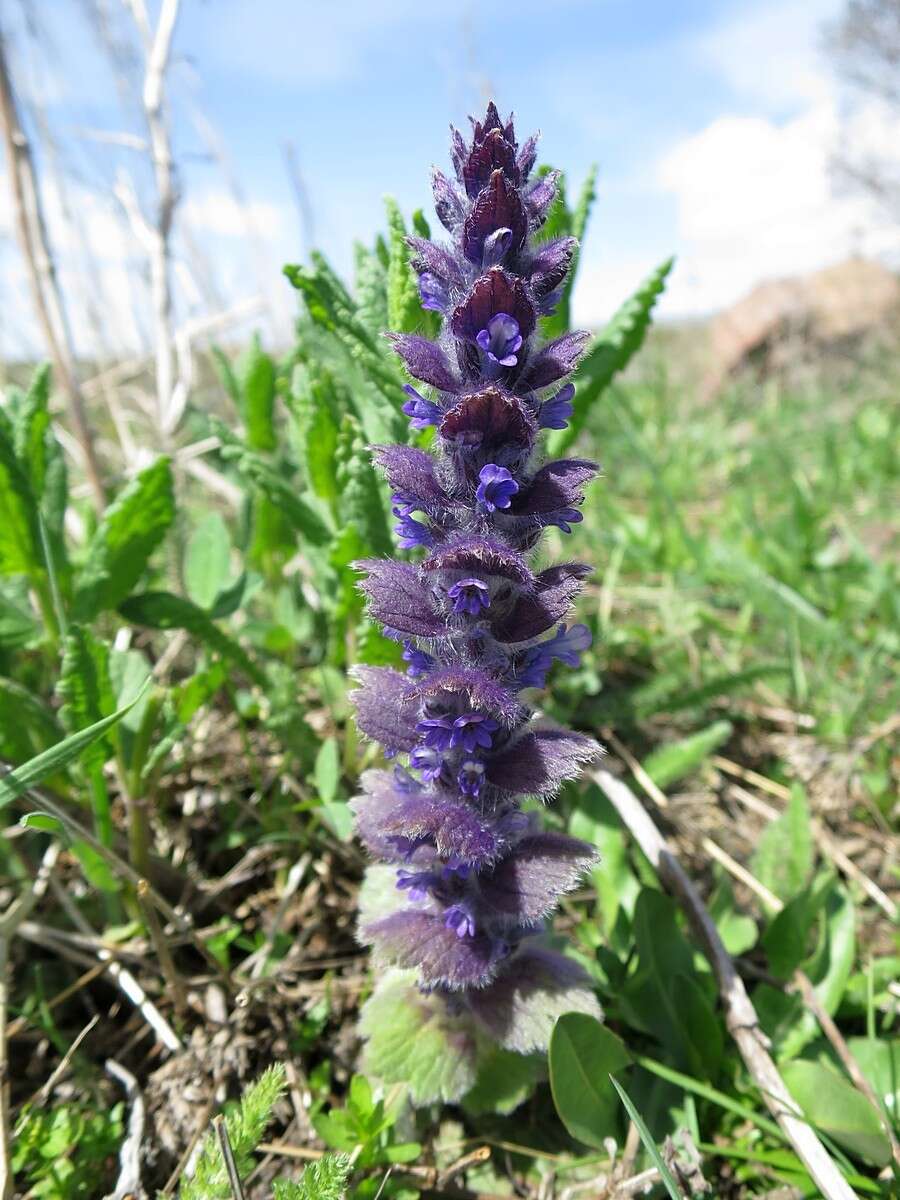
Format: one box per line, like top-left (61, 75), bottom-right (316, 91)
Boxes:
top-left (351, 103), bottom-right (603, 1103)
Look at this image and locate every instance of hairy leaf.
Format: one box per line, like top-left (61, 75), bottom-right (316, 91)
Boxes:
top-left (73, 456), bottom-right (175, 620)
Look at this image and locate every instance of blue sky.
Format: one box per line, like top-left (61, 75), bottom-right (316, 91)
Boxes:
top-left (3, 0), bottom-right (899, 355)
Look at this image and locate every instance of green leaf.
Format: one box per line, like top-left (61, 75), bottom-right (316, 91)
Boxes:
top-left (384, 197), bottom-right (422, 334)
top-left (353, 241), bottom-right (389, 337)
top-left (73, 456), bottom-right (175, 620)
top-left (210, 344), bottom-right (242, 407)
top-left (569, 784), bottom-right (639, 940)
top-left (180, 1066), bottom-right (287, 1200)
top-left (542, 166), bottom-right (597, 339)
top-left (12, 364), bottom-right (51, 499)
top-left (609, 1077), bottom-right (684, 1200)
top-left (70, 839), bottom-right (120, 893)
top-left (462, 1048), bottom-right (545, 1116)
top-left (360, 968), bottom-right (480, 1104)
top-left (0, 411), bottom-right (41, 577)
top-left (314, 737), bottom-right (340, 804)
top-left (335, 415), bottom-right (391, 556)
top-left (846, 1037), bottom-right (900, 1115)
top-left (0, 681), bottom-right (149, 809)
top-left (548, 257), bottom-right (673, 457)
top-left (708, 878), bottom-right (758, 957)
top-left (751, 785), bottom-right (813, 903)
top-left (641, 720), bottom-right (732, 790)
top-left (57, 628), bottom-right (116, 770)
top-left (272, 1155), bottom-right (351, 1200)
top-left (19, 811), bottom-right (64, 834)
top-left (286, 365), bottom-right (341, 508)
top-left (780, 881), bottom-right (856, 1060)
top-left (625, 889), bottom-right (722, 1077)
top-left (781, 1060), bottom-right (890, 1167)
top-left (185, 512), bottom-right (232, 610)
top-left (237, 333), bottom-right (277, 452)
top-left (119, 591), bottom-right (266, 687)
top-left (0, 583), bottom-right (38, 647)
top-left (549, 1014), bottom-right (630, 1148)
top-left (215, 422), bottom-right (332, 547)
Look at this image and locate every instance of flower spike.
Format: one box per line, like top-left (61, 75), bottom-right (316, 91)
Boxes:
top-left (352, 103), bottom-right (603, 1095)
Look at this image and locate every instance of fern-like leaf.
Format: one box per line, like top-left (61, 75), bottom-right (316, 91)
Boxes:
top-left (272, 1154), bottom-right (351, 1200)
top-left (179, 1065), bottom-right (286, 1200)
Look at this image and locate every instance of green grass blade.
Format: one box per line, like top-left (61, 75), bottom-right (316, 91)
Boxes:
top-left (0, 678), bottom-right (149, 809)
top-left (609, 1075), bottom-right (683, 1199)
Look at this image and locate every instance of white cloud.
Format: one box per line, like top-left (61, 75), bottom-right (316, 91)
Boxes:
top-left (630, 0), bottom-right (900, 319)
top-left (181, 189), bottom-right (286, 240)
top-left (693, 0), bottom-right (841, 113)
top-left (656, 94), bottom-right (900, 317)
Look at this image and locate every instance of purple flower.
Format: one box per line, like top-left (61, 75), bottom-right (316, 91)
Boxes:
top-left (538, 383), bottom-right (575, 430)
top-left (416, 716), bottom-right (455, 751)
top-left (476, 463), bottom-right (519, 512)
top-left (352, 103), bottom-right (604, 1070)
top-left (444, 903), bottom-right (477, 939)
top-left (442, 857), bottom-right (471, 880)
top-left (401, 385), bottom-right (442, 430)
top-left (394, 513), bottom-right (433, 548)
top-left (451, 712), bottom-right (499, 753)
top-left (397, 869), bottom-right (438, 901)
top-left (402, 640), bottom-right (434, 678)
top-left (518, 623), bottom-right (592, 688)
top-left (476, 312), bottom-right (523, 367)
top-left (409, 745), bottom-right (445, 781)
top-left (458, 758), bottom-right (485, 796)
top-left (548, 507), bottom-right (583, 534)
top-left (447, 577), bottom-right (490, 615)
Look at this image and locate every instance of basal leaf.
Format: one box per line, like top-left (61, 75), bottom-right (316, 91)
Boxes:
top-left (185, 512), bottom-right (232, 610)
top-left (73, 456), bottom-right (175, 620)
top-left (641, 720), bottom-right (732, 790)
top-left (0, 412), bottom-right (41, 577)
top-left (781, 1060), bottom-right (890, 1167)
top-left (12, 364), bottom-right (51, 499)
top-left (751, 784), bottom-right (813, 904)
top-left (549, 1013), bottom-right (630, 1148)
top-left (360, 968), bottom-right (479, 1104)
top-left (462, 1047), bottom-right (545, 1116)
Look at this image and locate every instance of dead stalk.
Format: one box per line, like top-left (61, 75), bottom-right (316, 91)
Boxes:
top-left (592, 767), bottom-right (859, 1200)
top-left (0, 34), bottom-right (105, 510)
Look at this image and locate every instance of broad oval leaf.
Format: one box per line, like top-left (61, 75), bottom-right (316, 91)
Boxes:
top-left (549, 1012), bottom-right (630, 1148)
top-left (781, 1060), bottom-right (891, 1167)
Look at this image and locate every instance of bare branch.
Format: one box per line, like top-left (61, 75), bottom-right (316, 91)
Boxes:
top-left (592, 767), bottom-right (859, 1200)
top-left (0, 32), bottom-right (105, 511)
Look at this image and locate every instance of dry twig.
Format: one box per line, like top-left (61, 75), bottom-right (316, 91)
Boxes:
top-left (592, 767), bottom-right (859, 1200)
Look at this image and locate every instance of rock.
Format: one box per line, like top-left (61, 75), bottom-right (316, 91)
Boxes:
top-left (704, 257), bottom-right (900, 396)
